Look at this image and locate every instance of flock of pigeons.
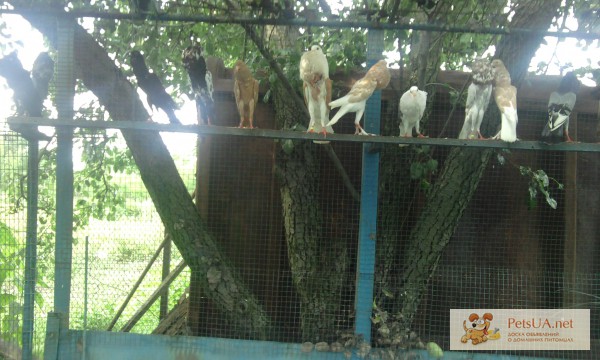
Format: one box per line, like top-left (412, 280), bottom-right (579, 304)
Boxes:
top-left (0, 45), bottom-right (582, 144)
top-left (458, 58), bottom-right (581, 144)
top-left (299, 46), bottom-right (581, 144)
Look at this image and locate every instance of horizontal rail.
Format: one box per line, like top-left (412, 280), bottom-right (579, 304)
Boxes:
top-left (1, 8), bottom-right (599, 40)
top-left (8, 117), bottom-right (600, 152)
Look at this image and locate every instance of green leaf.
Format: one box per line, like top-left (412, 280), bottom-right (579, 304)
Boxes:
top-left (0, 293), bottom-right (16, 308)
top-left (410, 162), bottom-right (423, 180)
top-left (282, 139), bottom-right (295, 155)
top-left (426, 159), bottom-right (438, 172)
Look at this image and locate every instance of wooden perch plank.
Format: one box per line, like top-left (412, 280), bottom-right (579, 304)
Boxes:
top-left (120, 260), bottom-right (187, 333)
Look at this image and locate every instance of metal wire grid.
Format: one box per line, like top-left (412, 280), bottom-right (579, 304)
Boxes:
top-left (0, 130), bottom-right (30, 357)
top-left (3, 92), bottom-right (600, 358)
top-left (1, 12), bottom-right (600, 360)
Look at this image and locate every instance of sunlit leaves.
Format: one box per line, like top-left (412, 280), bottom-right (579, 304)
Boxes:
top-left (519, 166), bottom-right (563, 209)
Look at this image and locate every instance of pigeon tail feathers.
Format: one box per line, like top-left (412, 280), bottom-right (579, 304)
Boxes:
top-left (499, 107), bottom-right (518, 142)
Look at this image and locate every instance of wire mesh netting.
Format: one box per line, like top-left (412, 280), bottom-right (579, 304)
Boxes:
top-left (1, 8), bottom-right (600, 360)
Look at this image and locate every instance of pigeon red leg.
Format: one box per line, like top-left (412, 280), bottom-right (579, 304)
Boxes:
top-left (565, 129), bottom-right (573, 142)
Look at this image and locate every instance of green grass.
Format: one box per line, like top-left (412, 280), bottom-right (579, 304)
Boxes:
top-left (0, 149), bottom-right (195, 357)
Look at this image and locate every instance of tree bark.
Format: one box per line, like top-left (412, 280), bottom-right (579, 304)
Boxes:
top-left (273, 83), bottom-right (348, 343)
top-left (17, 9), bottom-right (270, 338)
top-left (395, 0), bottom-right (562, 329)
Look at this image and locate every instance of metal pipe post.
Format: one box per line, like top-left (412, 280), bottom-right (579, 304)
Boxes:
top-left (54, 20), bottom-right (75, 321)
top-left (354, 29), bottom-right (384, 346)
top-left (22, 139), bottom-right (40, 360)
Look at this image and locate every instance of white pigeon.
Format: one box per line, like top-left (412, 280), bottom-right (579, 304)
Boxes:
top-left (459, 58), bottom-right (494, 139)
top-left (399, 86), bottom-right (427, 138)
top-left (541, 72), bottom-right (580, 143)
top-left (299, 45), bottom-right (333, 139)
top-left (326, 60), bottom-right (390, 135)
top-left (491, 59), bottom-right (518, 142)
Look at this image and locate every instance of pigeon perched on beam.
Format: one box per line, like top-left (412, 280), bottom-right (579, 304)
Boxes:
top-left (459, 58), bottom-right (494, 139)
top-left (326, 60), bottom-right (390, 135)
top-left (233, 60), bottom-right (259, 129)
top-left (399, 86), bottom-right (427, 138)
top-left (0, 52), bottom-right (51, 141)
top-left (491, 59), bottom-right (518, 142)
top-left (299, 45), bottom-right (333, 138)
top-left (182, 44), bottom-right (215, 125)
top-left (541, 72), bottom-right (580, 143)
top-left (129, 50), bottom-right (181, 124)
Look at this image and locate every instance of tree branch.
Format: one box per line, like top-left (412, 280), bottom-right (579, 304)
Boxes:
top-left (15, 5), bottom-right (270, 338)
top-left (223, 0), bottom-right (310, 122)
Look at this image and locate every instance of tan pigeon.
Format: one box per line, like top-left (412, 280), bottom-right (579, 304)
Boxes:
top-left (491, 59), bottom-right (518, 142)
top-left (299, 45), bottom-right (333, 137)
top-left (233, 60), bottom-right (259, 128)
top-left (326, 59), bottom-right (390, 135)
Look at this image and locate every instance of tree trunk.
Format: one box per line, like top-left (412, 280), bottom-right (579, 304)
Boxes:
top-left (18, 10), bottom-right (270, 339)
top-left (377, 4), bottom-right (445, 308)
top-left (273, 83), bottom-right (348, 343)
top-left (395, 0), bottom-right (562, 329)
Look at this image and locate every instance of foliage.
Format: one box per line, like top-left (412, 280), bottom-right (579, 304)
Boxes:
top-left (408, 145), bottom-right (438, 191)
top-left (0, 222), bottom-right (23, 344)
top-left (519, 165), bottom-right (563, 209)
top-left (496, 152), bottom-right (564, 210)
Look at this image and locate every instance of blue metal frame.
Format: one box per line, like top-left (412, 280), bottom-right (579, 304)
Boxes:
top-left (354, 30), bottom-right (384, 347)
top-left (55, 330), bottom-right (553, 360)
top-left (22, 139), bottom-right (39, 360)
top-left (27, 25), bottom-right (563, 360)
top-left (53, 21), bottom-right (75, 320)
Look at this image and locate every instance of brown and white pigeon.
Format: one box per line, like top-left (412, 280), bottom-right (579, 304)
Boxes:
top-left (182, 44), bottom-right (214, 125)
top-left (541, 72), bottom-right (580, 143)
top-left (491, 59), bottom-right (518, 142)
top-left (326, 59), bottom-right (390, 135)
top-left (233, 60), bottom-right (259, 129)
top-left (399, 86), bottom-right (427, 138)
top-left (299, 45), bottom-right (333, 137)
top-left (459, 58), bottom-right (494, 139)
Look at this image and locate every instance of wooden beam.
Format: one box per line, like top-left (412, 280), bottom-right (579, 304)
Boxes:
top-left (9, 117), bottom-right (600, 152)
top-left (120, 260), bottom-right (187, 333)
top-left (107, 236), bottom-right (170, 331)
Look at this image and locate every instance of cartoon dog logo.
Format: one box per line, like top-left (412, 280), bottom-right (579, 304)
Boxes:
top-left (461, 312), bottom-right (501, 345)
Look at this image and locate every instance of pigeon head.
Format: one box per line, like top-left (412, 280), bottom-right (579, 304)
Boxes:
top-left (182, 45), bottom-right (204, 66)
top-left (310, 45), bottom-right (322, 52)
top-left (129, 50), bottom-right (149, 77)
top-left (491, 59), bottom-right (511, 85)
top-left (234, 59), bottom-right (250, 76)
top-left (33, 52), bottom-right (53, 67)
top-left (0, 52), bottom-right (22, 74)
top-left (557, 72), bottom-right (580, 94)
top-left (129, 50), bottom-right (145, 68)
top-left (471, 58), bottom-right (494, 84)
top-left (490, 59), bottom-right (506, 73)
